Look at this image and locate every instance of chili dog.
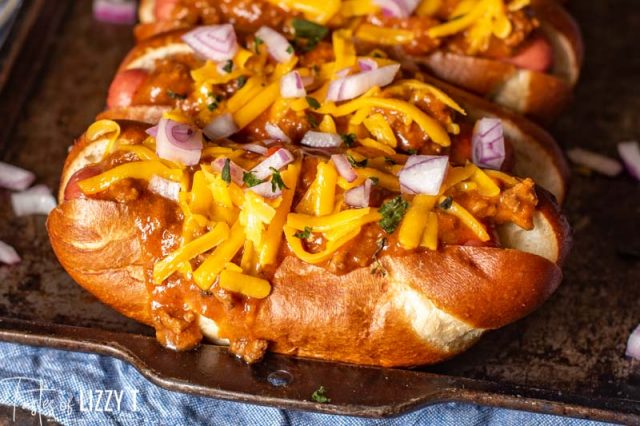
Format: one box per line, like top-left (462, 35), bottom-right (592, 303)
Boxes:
top-left (48, 118), bottom-right (570, 366)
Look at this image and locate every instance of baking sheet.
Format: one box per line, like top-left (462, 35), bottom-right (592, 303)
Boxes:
top-left (0, 0), bottom-right (638, 422)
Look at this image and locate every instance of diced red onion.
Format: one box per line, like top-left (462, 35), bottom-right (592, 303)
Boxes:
top-left (182, 24), bottom-right (239, 62)
top-left (204, 113), bottom-right (239, 140)
top-left (472, 118), bottom-right (505, 170)
top-left (255, 26), bottom-right (293, 63)
top-left (148, 176), bottom-right (181, 201)
top-left (251, 148), bottom-right (294, 180)
top-left (399, 155), bottom-right (449, 195)
top-left (146, 125), bottom-right (158, 137)
top-left (300, 131), bottom-right (342, 148)
top-left (326, 64), bottom-right (400, 102)
top-left (241, 144), bottom-right (269, 155)
top-left (358, 58), bottom-right (378, 72)
top-left (11, 184), bottom-right (57, 216)
top-left (0, 161), bottom-right (36, 191)
top-left (93, 0), bottom-right (136, 25)
top-left (265, 123), bottom-right (291, 143)
top-left (248, 181), bottom-right (282, 198)
top-left (301, 75), bottom-right (315, 86)
top-left (0, 240), bottom-right (20, 265)
top-left (331, 154), bottom-right (357, 182)
top-left (617, 141), bottom-right (640, 181)
top-left (567, 148), bottom-right (622, 177)
top-left (373, 0), bottom-right (419, 18)
top-left (156, 118), bottom-right (203, 166)
top-left (212, 157), bottom-right (246, 186)
top-left (280, 71), bottom-right (306, 99)
top-left (627, 324), bottom-right (640, 360)
top-left (344, 179), bottom-right (373, 208)
top-left (335, 67), bottom-right (351, 78)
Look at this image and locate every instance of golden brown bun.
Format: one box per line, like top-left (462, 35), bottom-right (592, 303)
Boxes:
top-left (47, 121), bottom-right (571, 366)
top-left (405, 0), bottom-right (583, 121)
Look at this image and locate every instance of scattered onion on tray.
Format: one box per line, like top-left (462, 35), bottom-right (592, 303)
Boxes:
top-left (617, 141), bottom-right (640, 181)
top-left (626, 324), bottom-right (640, 361)
top-left (11, 184), bottom-right (57, 217)
top-left (0, 240), bottom-right (20, 265)
top-left (567, 147), bottom-right (622, 177)
top-left (93, 0), bottom-right (136, 25)
top-left (0, 161), bottom-right (36, 191)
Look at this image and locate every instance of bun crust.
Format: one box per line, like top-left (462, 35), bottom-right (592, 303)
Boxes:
top-left (47, 122), bottom-right (571, 366)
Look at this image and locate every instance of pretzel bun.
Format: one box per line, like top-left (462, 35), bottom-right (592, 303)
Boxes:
top-left (409, 0), bottom-right (583, 121)
top-left (48, 121), bottom-right (570, 366)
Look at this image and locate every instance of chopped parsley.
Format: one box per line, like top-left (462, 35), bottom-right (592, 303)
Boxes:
top-left (292, 18), bottom-right (328, 52)
top-left (221, 159), bottom-right (232, 185)
top-left (384, 156), bottom-right (396, 165)
top-left (286, 45), bottom-right (294, 54)
top-left (378, 196), bottom-right (409, 234)
top-left (242, 171), bottom-right (263, 188)
top-left (167, 90), bottom-right (187, 100)
top-left (439, 196), bottom-right (453, 210)
top-left (236, 75), bottom-right (248, 88)
top-left (340, 133), bottom-right (356, 147)
top-left (347, 154), bottom-right (368, 168)
top-left (207, 94), bottom-right (223, 111)
top-left (254, 36), bottom-right (264, 53)
top-left (306, 112), bottom-right (319, 128)
top-left (270, 167), bottom-right (289, 192)
top-left (294, 226), bottom-right (313, 240)
top-left (311, 386), bottom-right (330, 403)
top-left (370, 258), bottom-right (387, 277)
top-left (368, 176), bottom-right (379, 185)
top-left (407, 148), bottom-right (418, 155)
top-left (305, 96), bottom-right (320, 110)
top-left (221, 60), bottom-right (233, 73)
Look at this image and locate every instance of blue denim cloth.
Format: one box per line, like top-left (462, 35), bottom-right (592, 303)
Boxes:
top-left (0, 341), bottom-right (613, 426)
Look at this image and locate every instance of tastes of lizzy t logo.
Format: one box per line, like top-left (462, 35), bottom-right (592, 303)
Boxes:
top-left (0, 376), bottom-right (140, 423)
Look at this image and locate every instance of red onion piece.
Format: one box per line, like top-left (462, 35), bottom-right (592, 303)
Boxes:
top-left (241, 144), bottom-right (269, 155)
top-left (0, 240), bottom-right (20, 265)
top-left (11, 184), bottom-right (57, 216)
top-left (248, 181), bottom-right (282, 198)
top-left (331, 154), bottom-right (357, 182)
top-left (182, 24), bottom-right (239, 62)
top-left (146, 125), bottom-right (158, 137)
top-left (301, 131), bottom-right (342, 148)
top-left (156, 118), bottom-right (203, 166)
top-left (617, 141), bottom-right (640, 181)
top-left (373, 0), bottom-right (419, 18)
top-left (344, 178), bottom-right (372, 208)
top-left (627, 324), bottom-right (640, 360)
top-left (358, 58), bottom-right (378, 72)
top-left (567, 148), bottom-right (622, 177)
top-left (280, 71), bottom-right (307, 99)
top-left (0, 161), bottom-right (36, 191)
top-left (265, 123), bottom-right (291, 143)
top-left (335, 67), bottom-right (351, 78)
top-left (326, 64), bottom-right (400, 102)
top-left (472, 118), bottom-right (505, 170)
top-left (399, 155), bottom-right (449, 195)
top-left (93, 0), bottom-right (136, 24)
top-left (148, 175), bottom-right (181, 201)
top-left (251, 148), bottom-right (294, 179)
top-left (204, 113), bottom-right (239, 140)
top-left (212, 157), bottom-right (246, 185)
top-left (255, 26), bottom-right (293, 63)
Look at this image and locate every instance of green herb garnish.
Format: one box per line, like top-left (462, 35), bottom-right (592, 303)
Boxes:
top-left (294, 226), bottom-right (313, 240)
top-left (270, 167), bottom-right (289, 192)
top-left (439, 196), bottom-right (453, 210)
top-left (237, 75), bottom-right (248, 88)
top-left (306, 112), bottom-right (319, 128)
top-left (242, 171), bottom-right (263, 188)
top-left (384, 157), bottom-right (396, 165)
top-left (254, 36), bottom-right (264, 52)
top-left (340, 133), bottom-right (356, 147)
top-left (311, 386), bottom-right (330, 403)
top-left (292, 18), bottom-right (328, 52)
top-left (370, 258), bottom-right (387, 277)
top-left (407, 148), bottom-right (418, 155)
top-left (378, 196), bottom-right (409, 233)
top-left (207, 94), bottom-right (223, 111)
top-left (347, 154), bottom-right (368, 168)
top-left (286, 45), bottom-right (294, 54)
top-left (221, 159), bottom-right (232, 185)
top-left (221, 60), bottom-right (233, 73)
top-left (167, 90), bottom-right (187, 100)
top-left (368, 176), bottom-right (379, 185)
top-left (305, 96), bottom-right (320, 110)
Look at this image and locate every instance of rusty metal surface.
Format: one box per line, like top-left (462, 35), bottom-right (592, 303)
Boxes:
top-left (0, 0), bottom-right (638, 422)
